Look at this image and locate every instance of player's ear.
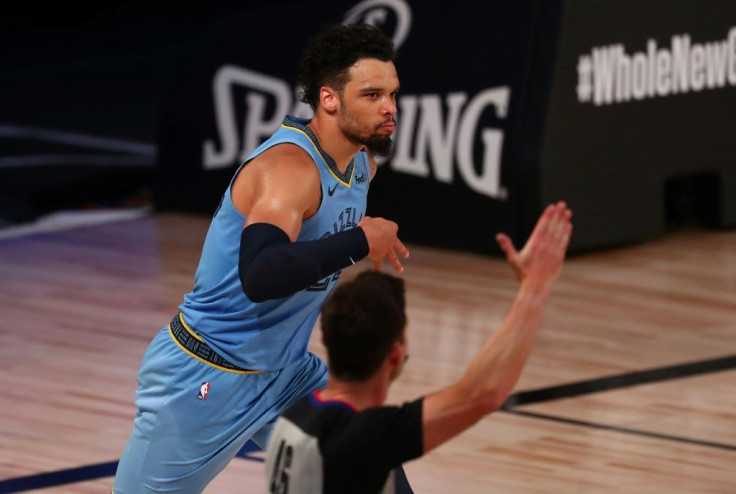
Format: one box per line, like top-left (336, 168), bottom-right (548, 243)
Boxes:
top-left (320, 86), bottom-right (339, 113)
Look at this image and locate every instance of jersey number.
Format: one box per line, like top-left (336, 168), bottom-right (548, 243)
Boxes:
top-left (269, 440), bottom-right (293, 494)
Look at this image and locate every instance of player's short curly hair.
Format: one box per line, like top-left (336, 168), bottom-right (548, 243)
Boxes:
top-left (297, 23), bottom-right (396, 111)
top-left (320, 270), bottom-right (406, 382)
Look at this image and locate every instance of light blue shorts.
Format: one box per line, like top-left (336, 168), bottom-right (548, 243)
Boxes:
top-left (113, 325), bottom-right (327, 493)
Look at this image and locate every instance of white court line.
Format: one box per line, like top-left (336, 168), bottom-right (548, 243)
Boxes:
top-left (0, 123), bottom-right (157, 155)
top-left (0, 124), bottom-right (157, 238)
top-left (0, 208), bottom-right (152, 240)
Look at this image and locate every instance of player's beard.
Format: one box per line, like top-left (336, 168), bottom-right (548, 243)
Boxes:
top-left (339, 100), bottom-right (395, 158)
top-left (359, 134), bottom-right (394, 158)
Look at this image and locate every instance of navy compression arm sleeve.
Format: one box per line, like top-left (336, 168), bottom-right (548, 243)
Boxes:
top-left (238, 223), bottom-right (370, 302)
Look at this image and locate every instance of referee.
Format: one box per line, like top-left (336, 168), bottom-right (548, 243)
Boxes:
top-left (265, 201), bottom-right (573, 493)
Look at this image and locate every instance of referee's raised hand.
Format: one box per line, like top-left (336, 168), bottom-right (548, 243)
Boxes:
top-left (496, 201), bottom-right (573, 289)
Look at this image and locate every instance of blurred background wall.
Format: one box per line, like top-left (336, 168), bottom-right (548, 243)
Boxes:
top-left (2, 0), bottom-right (735, 255)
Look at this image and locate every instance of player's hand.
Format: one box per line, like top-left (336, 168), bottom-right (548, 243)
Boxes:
top-left (496, 201), bottom-right (572, 287)
top-left (358, 216), bottom-right (410, 273)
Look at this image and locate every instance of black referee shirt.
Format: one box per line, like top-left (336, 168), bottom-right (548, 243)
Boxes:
top-left (265, 391), bottom-right (424, 493)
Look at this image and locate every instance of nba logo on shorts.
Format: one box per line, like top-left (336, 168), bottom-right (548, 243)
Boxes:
top-left (198, 382), bottom-right (211, 400)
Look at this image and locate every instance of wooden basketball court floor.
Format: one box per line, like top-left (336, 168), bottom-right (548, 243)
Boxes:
top-left (0, 211), bottom-right (734, 493)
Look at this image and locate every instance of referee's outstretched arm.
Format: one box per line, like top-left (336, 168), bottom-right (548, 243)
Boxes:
top-left (421, 201), bottom-right (573, 454)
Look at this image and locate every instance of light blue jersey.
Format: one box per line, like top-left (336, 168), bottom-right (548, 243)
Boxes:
top-left (113, 115), bottom-right (372, 493)
top-left (180, 115), bottom-right (370, 371)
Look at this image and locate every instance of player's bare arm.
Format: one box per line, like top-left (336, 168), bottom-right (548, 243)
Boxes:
top-left (231, 143), bottom-right (322, 239)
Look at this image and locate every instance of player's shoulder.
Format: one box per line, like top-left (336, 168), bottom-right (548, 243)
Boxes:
top-left (248, 142), bottom-right (320, 179)
top-left (256, 142), bottom-right (312, 165)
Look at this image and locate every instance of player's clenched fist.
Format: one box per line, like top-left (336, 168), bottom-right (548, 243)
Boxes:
top-left (358, 216), bottom-right (410, 273)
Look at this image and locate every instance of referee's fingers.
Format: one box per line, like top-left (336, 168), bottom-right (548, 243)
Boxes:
top-left (549, 202), bottom-right (571, 239)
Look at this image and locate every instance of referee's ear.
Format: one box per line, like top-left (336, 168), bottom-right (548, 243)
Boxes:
top-left (387, 341), bottom-right (406, 381)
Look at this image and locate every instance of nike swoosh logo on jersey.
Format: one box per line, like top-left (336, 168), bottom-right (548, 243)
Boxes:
top-left (327, 183), bottom-right (339, 196)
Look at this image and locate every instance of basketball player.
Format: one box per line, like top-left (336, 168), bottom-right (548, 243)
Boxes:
top-left (265, 201), bottom-right (573, 493)
top-left (113, 23), bottom-right (408, 493)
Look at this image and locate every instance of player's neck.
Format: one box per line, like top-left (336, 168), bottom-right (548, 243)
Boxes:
top-left (308, 115), bottom-right (361, 174)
